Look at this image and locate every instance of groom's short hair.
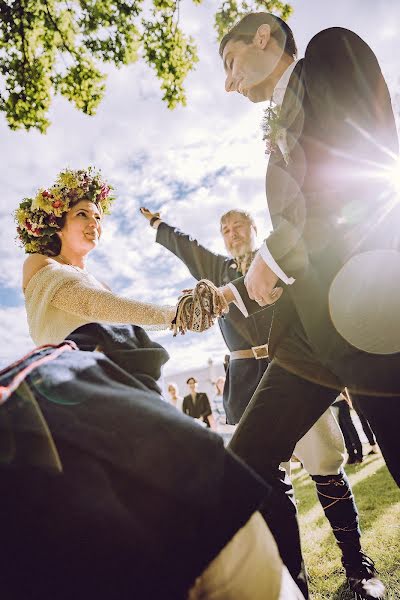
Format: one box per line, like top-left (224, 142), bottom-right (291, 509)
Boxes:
top-left (219, 12), bottom-right (297, 59)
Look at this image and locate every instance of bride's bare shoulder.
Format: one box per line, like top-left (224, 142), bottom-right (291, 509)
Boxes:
top-left (23, 253), bottom-right (58, 290)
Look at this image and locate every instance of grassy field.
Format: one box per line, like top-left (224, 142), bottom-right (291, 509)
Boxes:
top-left (293, 454), bottom-right (400, 599)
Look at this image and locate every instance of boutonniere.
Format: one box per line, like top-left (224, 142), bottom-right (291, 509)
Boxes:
top-left (261, 102), bottom-right (290, 165)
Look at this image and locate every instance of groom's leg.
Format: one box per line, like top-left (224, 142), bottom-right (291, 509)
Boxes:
top-left (229, 360), bottom-right (339, 599)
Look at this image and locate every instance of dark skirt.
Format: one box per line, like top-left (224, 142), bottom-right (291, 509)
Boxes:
top-left (0, 323), bottom-right (270, 600)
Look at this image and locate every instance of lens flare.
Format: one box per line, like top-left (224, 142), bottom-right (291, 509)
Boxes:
top-left (386, 155), bottom-right (400, 194)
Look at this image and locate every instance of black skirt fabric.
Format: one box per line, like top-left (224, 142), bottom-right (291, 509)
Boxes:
top-left (0, 323), bottom-right (270, 599)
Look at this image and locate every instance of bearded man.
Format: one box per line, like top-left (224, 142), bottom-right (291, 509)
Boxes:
top-left (141, 206), bottom-right (382, 598)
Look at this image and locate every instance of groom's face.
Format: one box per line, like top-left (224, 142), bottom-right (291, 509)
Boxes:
top-left (222, 36), bottom-right (280, 103)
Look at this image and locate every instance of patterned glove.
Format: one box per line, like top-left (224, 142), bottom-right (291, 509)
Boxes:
top-left (172, 279), bottom-right (229, 336)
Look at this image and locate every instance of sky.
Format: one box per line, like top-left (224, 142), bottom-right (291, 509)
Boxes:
top-left (1, 0), bottom-right (399, 376)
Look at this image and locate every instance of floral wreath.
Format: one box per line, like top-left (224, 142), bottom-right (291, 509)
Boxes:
top-left (261, 102), bottom-right (289, 164)
top-left (15, 167), bottom-right (115, 254)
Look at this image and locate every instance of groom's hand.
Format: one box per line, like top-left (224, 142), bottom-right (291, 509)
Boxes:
top-left (140, 207), bottom-right (161, 228)
top-left (245, 252), bottom-right (283, 306)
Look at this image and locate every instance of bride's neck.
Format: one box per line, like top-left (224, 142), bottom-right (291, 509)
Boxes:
top-left (58, 248), bottom-right (87, 270)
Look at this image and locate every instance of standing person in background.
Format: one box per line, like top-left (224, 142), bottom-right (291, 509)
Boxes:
top-left (334, 393), bottom-right (364, 464)
top-left (167, 382), bottom-right (183, 411)
top-left (183, 377), bottom-right (215, 429)
top-left (211, 376), bottom-right (235, 445)
top-left (352, 400), bottom-right (380, 455)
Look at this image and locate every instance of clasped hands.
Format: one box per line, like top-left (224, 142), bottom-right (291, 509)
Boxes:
top-left (243, 252), bottom-right (283, 306)
top-left (171, 254), bottom-right (283, 336)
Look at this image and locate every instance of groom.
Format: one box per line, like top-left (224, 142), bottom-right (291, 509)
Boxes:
top-left (217, 12), bottom-right (399, 600)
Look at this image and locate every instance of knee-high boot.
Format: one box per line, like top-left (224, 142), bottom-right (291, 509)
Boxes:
top-left (311, 469), bottom-right (362, 566)
top-left (312, 469), bottom-right (385, 598)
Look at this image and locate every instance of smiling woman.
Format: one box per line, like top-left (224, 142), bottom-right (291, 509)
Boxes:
top-left (0, 167), bottom-right (305, 599)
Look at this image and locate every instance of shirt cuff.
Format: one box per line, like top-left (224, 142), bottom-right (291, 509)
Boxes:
top-left (258, 244), bottom-right (295, 285)
top-left (151, 218), bottom-right (162, 229)
top-left (227, 283), bottom-right (249, 317)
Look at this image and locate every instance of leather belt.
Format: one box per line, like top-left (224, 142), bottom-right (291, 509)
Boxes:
top-left (230, 343), bottom-right (269, 360)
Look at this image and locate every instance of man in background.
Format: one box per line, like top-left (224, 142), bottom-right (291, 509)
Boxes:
top-left (183, 377), bottom-right (214, 428)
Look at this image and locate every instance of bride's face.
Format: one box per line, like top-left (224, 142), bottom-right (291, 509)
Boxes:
top-left (59, 200), bottom-right (103, 254)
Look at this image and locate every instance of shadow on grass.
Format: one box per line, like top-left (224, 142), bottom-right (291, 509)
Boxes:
top-left (331, 581), bottom-right (355, 600)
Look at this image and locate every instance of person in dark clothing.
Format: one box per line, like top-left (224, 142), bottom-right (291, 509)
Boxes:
top-left (140, 206), bottom-right (380, 597)
top-left (183, 377), bottom-right (214, 428)
top-left (352, 398), bottom-right (380, 454)
top-left (211, 11), bottom-right (399, 599)
top-left (334, 393), bottom-right (364, 464)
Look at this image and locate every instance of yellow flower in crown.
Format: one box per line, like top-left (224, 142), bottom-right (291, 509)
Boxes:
top-left (15, 167), bottom-right (115, 255)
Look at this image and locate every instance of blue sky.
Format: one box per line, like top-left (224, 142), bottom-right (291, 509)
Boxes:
top-left (1, 0), bottom-right (399, 374)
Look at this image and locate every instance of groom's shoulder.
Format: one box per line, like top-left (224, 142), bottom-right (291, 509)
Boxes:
top-left (305, 27), bottom-right (372, 62)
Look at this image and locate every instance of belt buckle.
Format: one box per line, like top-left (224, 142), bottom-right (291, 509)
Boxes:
top-left (252, 344), bottom-right (269, 360)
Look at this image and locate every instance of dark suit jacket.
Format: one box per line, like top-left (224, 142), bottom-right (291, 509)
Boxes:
top-left (157, 222), bottom-right (272, 423)
top-left (231, 28), bottom-right (399, 380)
top-left (182, 392), bottom-right (212, 426)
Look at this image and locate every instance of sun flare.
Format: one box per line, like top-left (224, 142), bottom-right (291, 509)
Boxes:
top-left (387, 155), bottom-right (400, 194)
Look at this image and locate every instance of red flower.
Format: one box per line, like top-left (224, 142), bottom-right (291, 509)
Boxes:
top-left (52, 200), bottom-right (62, 209)
top-left (42, 190), bottom-right (52, 198)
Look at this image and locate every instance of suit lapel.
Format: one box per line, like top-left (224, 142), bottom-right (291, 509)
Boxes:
top-left (279, 60), bottom-right (305, 130)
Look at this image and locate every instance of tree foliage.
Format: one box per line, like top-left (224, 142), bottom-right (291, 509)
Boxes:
top-left (0, 0), bottom-right (292, 133)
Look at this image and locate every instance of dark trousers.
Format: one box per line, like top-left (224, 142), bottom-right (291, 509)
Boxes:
top-left (352, 399), bottom-right (377, 446)
top-left (229, 359), bottom-right (400, 598)
top-left (336, 400), bottom-right (363, 461)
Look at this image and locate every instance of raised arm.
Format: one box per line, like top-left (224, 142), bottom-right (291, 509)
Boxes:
top-left (140, 207), bottom-right (230, 285)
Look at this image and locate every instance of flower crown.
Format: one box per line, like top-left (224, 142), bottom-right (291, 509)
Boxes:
top-left (15, 167), bottom-right (115, 254)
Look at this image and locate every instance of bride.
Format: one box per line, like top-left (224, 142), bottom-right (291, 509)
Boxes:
top-left (0, 167), bottom-right (303, 600)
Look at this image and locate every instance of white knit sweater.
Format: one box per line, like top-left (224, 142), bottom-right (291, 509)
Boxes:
top-left (24, 263), bottom-right (176, 346)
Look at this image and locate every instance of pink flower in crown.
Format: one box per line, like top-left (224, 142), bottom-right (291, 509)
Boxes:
top-left (97, 184), bottom-right (110, 200)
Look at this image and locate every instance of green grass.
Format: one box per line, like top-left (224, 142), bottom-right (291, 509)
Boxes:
top-left (292, 454), bottom-right (400, 599)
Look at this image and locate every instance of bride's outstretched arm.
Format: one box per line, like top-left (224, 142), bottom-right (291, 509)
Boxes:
top-left (51, 276), bottom-right (176, 329)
